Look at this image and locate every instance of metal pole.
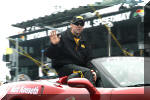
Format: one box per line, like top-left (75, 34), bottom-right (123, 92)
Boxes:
top-left (41, 49), bottom-right (44, 67)
top-left (108, 27), bottom-right (111, 57)
top-left (15, 38), bottom-right (19, 80)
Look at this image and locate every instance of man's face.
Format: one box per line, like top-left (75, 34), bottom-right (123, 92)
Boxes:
top-left (70, 21), bottom-right (84, 34)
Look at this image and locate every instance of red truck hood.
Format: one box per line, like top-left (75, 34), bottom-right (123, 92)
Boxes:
top-left (110, 87), bottom-right (150, 100)
top-left (0, 80), bottom-right (90, 100)
top-left (0, 80), bottom-right (150, 100)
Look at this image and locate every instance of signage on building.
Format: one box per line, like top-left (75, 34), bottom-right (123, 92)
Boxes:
top-left (26, 8), bottom-right (142, 40)
top-left (85, 11), bottom-right (131, 28)
top-left (58, 11), bottom-right (132, 31)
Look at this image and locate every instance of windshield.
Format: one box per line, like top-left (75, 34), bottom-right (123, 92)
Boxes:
top-left (94, 57), bottom-right (144, 87)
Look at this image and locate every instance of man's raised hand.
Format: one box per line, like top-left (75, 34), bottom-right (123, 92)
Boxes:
top-left (49, 30), bottom-right (60, 45)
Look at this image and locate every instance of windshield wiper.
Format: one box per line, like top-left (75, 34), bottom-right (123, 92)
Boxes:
top-left (127, 83), bottom-right (150, 87)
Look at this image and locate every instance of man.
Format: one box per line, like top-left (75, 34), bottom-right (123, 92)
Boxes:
top-left (45, 16), bottom-right (96, 85)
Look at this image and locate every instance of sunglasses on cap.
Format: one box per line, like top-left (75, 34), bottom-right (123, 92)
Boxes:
top-left (73, 21), bottom-right (85, 26)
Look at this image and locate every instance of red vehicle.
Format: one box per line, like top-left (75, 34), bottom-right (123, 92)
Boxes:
top-left (0, 57), bottom-right (149, 100)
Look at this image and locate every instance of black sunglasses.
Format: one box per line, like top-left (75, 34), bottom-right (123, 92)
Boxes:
top-left (73, 21), bottom-right (85, 26)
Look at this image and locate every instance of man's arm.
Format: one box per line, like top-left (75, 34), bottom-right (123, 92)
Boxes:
top-left (85, 41), bottom-right (94, 63)
top-left (44, 30), bottom-right (63, 59)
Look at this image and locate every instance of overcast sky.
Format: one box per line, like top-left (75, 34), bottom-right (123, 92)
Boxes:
top-left (0, 0), bottom-right (102, 48)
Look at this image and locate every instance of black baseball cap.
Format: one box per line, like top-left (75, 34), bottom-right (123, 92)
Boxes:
top-left (71, 16), bottom-right (85, 26)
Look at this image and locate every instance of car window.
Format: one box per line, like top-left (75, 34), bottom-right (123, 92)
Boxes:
top-left (93, 57), bottom-right (144, 87)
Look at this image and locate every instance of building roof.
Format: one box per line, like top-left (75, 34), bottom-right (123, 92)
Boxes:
top-left (12, 0), bottom-right (126, 29)
top-left (12, 6), bottom-right (105, 29)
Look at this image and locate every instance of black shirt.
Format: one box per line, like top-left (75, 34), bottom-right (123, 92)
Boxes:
top-left (45, 29), bottom-right (93, 68)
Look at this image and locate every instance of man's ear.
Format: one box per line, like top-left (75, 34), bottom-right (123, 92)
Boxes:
top-left (70, 24), bottom-right (73, 28)
top-left (70, 24), bottom-right (73, 33)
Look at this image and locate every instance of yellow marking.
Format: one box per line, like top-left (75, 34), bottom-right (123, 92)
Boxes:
top-left (73, 70), bottom-right (84, 78)
top-left (81, 44), bottom-right (85, 48)
top-left (74, 37), bottom-right (80, 45)
top-left (76, 16), bottom-right (83, 19)
top-left (6, 48), bottom-right (13, 54)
